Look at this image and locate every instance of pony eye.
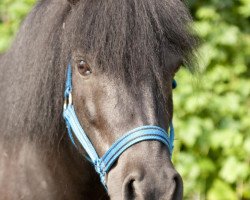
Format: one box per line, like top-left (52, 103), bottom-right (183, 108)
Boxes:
top-left (77, 60), bottom-right (92, 76)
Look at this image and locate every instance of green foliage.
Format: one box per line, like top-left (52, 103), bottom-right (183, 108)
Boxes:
top-left (0, 0), bottom-right (35, 52)
top-left (0, 0), bottom-right (249, 199)
top-left (174, 0), bottom-right (250, 199)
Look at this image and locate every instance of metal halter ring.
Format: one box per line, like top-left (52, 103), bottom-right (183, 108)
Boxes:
top-left (63, 92), bottom-right (72, 110)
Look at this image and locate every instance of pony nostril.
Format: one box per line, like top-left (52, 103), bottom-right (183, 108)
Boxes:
top-left (172, 173), bottom-right (183, 200)
top-left (123, 178), bottom-right (136, 199)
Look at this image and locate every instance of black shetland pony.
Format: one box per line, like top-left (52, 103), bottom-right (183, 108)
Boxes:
top-left (0, 0), bottom-right (197, 199)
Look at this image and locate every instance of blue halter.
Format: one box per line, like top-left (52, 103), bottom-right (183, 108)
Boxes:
top-left (63, 63), bottom-right (175, 188)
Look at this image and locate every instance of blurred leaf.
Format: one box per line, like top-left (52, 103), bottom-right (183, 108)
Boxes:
top-left (220, 157), bottom-right (249, 183)
top-left (207, 179), bottom-right (237, 200)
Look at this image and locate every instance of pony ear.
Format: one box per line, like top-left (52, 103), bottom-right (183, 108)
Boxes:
top-left (67, 0), bottom-right (79, 5)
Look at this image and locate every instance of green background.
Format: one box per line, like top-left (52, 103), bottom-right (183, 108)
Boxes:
top-left (0, 0), bottom-right (249, 199)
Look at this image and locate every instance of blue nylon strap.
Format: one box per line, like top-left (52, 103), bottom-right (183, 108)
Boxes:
top-left (63, 63), bottom-right (176, 188)
top-left (63, 105), bottom-right (100, 162)
top-left (64, 64), bottom-right (75, 145)
top-left (64, 63), bottom-right (72, 98)
top-left (101, 126), bottom-right (173, 173)
top-left (65, 120), bottom-right (76, 146)
top-left (169, 122), bottom-right (174, 151)
top-left (63, 104), bottom-right (174, 186)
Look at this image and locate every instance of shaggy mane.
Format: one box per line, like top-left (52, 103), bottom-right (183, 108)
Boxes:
top-left (66, 0), bottom-right (197, 86)
top-left (0, 0), bottom-right (198, 146)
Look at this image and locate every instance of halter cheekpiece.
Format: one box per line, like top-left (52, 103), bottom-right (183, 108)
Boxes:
top-left (63, 63), bottom-right (175, 189)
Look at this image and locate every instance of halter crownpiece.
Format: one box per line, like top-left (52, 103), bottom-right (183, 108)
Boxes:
top-left (63, 63), bottom-right (176, 189)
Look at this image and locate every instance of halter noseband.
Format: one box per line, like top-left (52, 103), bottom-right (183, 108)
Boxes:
top-left (63, 63), bottom-right (176, 189)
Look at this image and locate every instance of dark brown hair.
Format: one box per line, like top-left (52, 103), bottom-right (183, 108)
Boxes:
top-left (0, 0), bottom-right (197, 146)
